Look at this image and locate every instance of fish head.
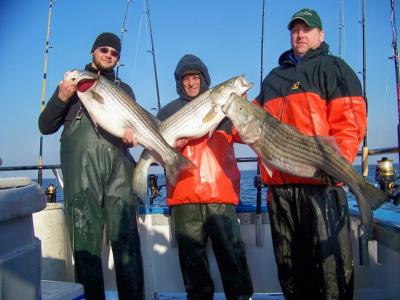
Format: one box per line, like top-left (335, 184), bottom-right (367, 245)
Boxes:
top-left (64, 70), bottom-right (100, 93)
top-left (212, 75), bottom-right (253, 102)
top-left (214, 75), bottom-right (253, 97)
top-left (222, 93), bottom-right (250, 126)
top-left (222, 93), bottom-right (261, 144)
top-left (233, 74), bottom-right (254, 94)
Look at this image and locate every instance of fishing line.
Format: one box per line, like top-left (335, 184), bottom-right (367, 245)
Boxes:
top-left (338, 0), bottom-right (345, 58)
top-left (132, 12), bottom-right (144, 79)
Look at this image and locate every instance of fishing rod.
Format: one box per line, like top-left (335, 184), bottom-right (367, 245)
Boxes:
top-left (361, 0), bottom-right (369, 179)
top-left (254, 0), bottom-right (266, 247)
top-left (38, 0), bottom-right (55, 186)
top-left (359, 0), bottom-right (370, 266)
top-left (144, 0), bottom-right (161, 111)
top-left (390, 0), bottom-right (400, 165)
top-left (116, 0), bottom-right (133, 81)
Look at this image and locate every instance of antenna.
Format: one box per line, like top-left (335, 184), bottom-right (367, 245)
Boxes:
top-left (38, 0), bottom-right (55, 186)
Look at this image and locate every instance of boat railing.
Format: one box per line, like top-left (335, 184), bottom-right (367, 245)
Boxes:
top-left (0, 146), bottom-right (399, 257)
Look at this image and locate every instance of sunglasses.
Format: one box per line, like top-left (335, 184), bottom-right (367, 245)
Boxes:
top-left (98, 47), bottom-right (119, 58)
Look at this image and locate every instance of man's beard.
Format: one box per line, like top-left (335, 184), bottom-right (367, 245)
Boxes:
top-left (92, 56), bottom-right (115, 71)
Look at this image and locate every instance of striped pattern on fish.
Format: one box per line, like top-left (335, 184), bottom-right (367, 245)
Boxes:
top-left (132, 75), bottom-right (253, 201)
top-left (222, 93), bottom-right (387, 235)
top-left (66, 70), bottom-right (192, 186)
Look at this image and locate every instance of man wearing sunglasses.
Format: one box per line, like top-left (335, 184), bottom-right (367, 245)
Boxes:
top-left (39, 32), bottom-right (144, 300)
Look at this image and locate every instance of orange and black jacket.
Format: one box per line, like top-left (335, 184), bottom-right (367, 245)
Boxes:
top-left (158, 54), bottom-right (241, 207)
top-left (255, 42), bottom-right (367, 185)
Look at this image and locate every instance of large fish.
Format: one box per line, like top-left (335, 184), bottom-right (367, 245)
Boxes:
top-left (222, 93), bottom-right (387, 236)
top-left (132, 75), bottom-right (253, 201)
top-left (65, 70), bottom-right (193, 186)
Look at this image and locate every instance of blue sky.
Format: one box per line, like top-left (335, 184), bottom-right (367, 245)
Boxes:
top-left (0, 0), bottom-right (399, 178)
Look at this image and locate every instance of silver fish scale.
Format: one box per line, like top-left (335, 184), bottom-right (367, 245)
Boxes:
top-left (262, 111), bottom-right (362, 184)
top-left (96, 77), bottom-right (175, 162)
top-left (159, 77), bottom-right (244, 141)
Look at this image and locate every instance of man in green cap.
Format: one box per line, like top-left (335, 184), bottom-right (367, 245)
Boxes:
top-left (254, 8), bottom-right (366, 300)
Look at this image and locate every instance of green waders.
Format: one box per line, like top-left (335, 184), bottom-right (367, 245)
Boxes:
top-left (172, 203), bottom-right (253, 300)
top-left (268, 185), bottom-right (354, 300)
top-left (60, 114), bottom-right (144, 300)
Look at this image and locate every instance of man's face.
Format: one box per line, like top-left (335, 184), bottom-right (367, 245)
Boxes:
top-left (182, 73), bottom-right (201, 98)
top-left (290, 22), bottom-right (324, 57)
top-left (92, 46), bottom-right (119, 71)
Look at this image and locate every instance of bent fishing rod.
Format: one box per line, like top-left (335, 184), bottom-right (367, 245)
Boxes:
top-left (38, 0), bottom-right (55, 186)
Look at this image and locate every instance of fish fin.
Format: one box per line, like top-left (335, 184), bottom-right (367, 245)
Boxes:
top-left (202, 108), bottom-right (218, 123)
top-left (132, 150), bottom-right (157, 203)
top-left (317, 136), bottom-right (341, 154)
top-left (261, 161), bottom-right (274, 177)
top-left (90, 90), bottom-right (105, 103)
top-left (164, 152), bottom-right (196, 186)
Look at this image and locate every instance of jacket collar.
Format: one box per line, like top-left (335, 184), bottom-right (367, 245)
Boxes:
top-left (279, 42), bottom-right (329, 66)
top-left (84, 63), bottom-right (117, 82)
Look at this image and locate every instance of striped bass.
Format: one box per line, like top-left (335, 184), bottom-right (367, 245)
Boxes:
top-left (132, 75), bottom-right (253, 201)
top-left (65, 70), bottom-right (193, 186)
top-left (222, 93), bottom-right (387, 236)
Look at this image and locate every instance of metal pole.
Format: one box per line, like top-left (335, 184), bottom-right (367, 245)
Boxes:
top-left (38, 0), bottom-right (55, 186)
top-left (145, 0), bottom-right (161, 111)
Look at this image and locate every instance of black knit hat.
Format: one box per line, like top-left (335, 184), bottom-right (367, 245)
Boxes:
top-left (91, 32), bottom-right (121, 53)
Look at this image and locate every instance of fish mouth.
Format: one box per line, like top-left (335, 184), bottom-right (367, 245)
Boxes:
top-left (76, 78), bottom-right (97, 92)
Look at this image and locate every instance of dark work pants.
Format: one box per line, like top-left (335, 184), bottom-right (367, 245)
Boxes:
top-left (268, 185), bottom-right (354, 300)
top-left (172, 203), bottom-right (253, 300)
top-left (60, 115), bottom-right (144, 300)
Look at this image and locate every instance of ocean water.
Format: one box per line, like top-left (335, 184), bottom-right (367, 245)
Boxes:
top-left (39, 165), bottom-right (400, 220)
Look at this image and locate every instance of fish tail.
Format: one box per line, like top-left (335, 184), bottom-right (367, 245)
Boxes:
top-left (360, 181), bottom-right (388, 210)
top-left (352, 181), bottom-right (388, 237)
top-left (165, 153), bottom-right (196, 186)
top-left (132, 150), bottom-right (156, 204)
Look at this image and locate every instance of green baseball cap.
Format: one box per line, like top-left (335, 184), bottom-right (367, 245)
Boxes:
top-left (288, 8), bottom-right (323, 30)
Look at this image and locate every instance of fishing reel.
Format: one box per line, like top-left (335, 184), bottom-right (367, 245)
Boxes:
top-left (148, 174), bottom-right (165, 205)
top-left (45, 184), bottom-right (57, 203)
top-left (375, 157), bottom-right (400, 205)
